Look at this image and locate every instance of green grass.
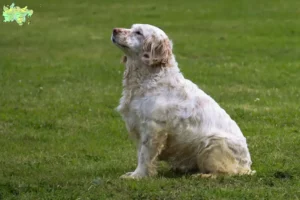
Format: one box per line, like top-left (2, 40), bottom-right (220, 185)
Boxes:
top-left (1, 0), bottom-right (300, 199)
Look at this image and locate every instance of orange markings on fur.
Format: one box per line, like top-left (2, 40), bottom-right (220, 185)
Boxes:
top-left (142, 36), bottom-right (172, 67)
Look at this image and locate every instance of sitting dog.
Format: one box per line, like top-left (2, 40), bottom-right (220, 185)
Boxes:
top-left (111, 24), bottom-right (255, 179)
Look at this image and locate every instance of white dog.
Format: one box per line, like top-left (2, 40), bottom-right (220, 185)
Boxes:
top-left (111, 24), bottom-right (255, 179)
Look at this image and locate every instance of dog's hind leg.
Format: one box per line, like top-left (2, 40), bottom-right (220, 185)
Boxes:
top-left (193, 137), bottom-right (254, 178)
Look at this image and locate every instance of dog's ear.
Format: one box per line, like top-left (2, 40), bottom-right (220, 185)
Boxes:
top-left (120, 55), bottom-right (127, 64)
top-left (142, 36), bottom-right (172, 67)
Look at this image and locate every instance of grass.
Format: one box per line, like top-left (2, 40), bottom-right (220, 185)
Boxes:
top-left (0, 0), bottom-right (300, 199)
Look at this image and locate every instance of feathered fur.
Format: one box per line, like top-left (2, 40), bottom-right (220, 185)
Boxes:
top-left (111, 24), bottom-right (255, 179)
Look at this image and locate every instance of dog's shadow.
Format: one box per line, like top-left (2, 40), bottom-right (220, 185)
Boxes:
top-left (158, 163), bottom-right (199, 179)
top-left (160, 170), bottom-right (196, 179)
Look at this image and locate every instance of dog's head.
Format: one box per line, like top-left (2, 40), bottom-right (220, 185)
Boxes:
top-left (111, 24), bottom-right (173, 67)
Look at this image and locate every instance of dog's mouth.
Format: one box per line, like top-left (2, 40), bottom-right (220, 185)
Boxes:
top-left (112, 36), bottom-right (128, 49)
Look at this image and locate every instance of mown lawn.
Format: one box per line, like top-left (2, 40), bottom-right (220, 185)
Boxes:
top-left (0, 0), bottom-right (299, 199)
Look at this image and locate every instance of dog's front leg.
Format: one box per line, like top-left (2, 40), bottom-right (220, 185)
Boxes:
top-left (120, 122), bottom-right (167, 179)
top-left (120, 135), bottom-right (154, 179)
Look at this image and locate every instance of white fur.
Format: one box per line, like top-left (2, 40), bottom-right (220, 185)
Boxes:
top-left (111, 24), bottom-right (254, 179)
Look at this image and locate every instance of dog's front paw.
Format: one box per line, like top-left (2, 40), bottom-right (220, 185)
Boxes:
top-left (120, 171), bottom-right (146, 179)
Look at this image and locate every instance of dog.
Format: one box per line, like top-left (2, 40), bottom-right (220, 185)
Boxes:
top-left (111, 24), bottom-right (255, 179)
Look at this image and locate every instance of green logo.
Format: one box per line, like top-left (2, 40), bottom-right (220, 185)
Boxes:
top-left (3, 3), bottom-right (33, 25)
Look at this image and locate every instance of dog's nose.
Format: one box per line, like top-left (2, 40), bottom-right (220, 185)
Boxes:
top-left (113, 28), bottom-right (121, 35)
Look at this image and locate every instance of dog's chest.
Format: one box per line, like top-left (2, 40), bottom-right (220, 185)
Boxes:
top-left (117, 91), bottom-right (145, 138)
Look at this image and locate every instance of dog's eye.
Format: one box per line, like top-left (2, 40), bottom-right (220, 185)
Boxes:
top-left (135, 31), bottom-right (143, 36)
